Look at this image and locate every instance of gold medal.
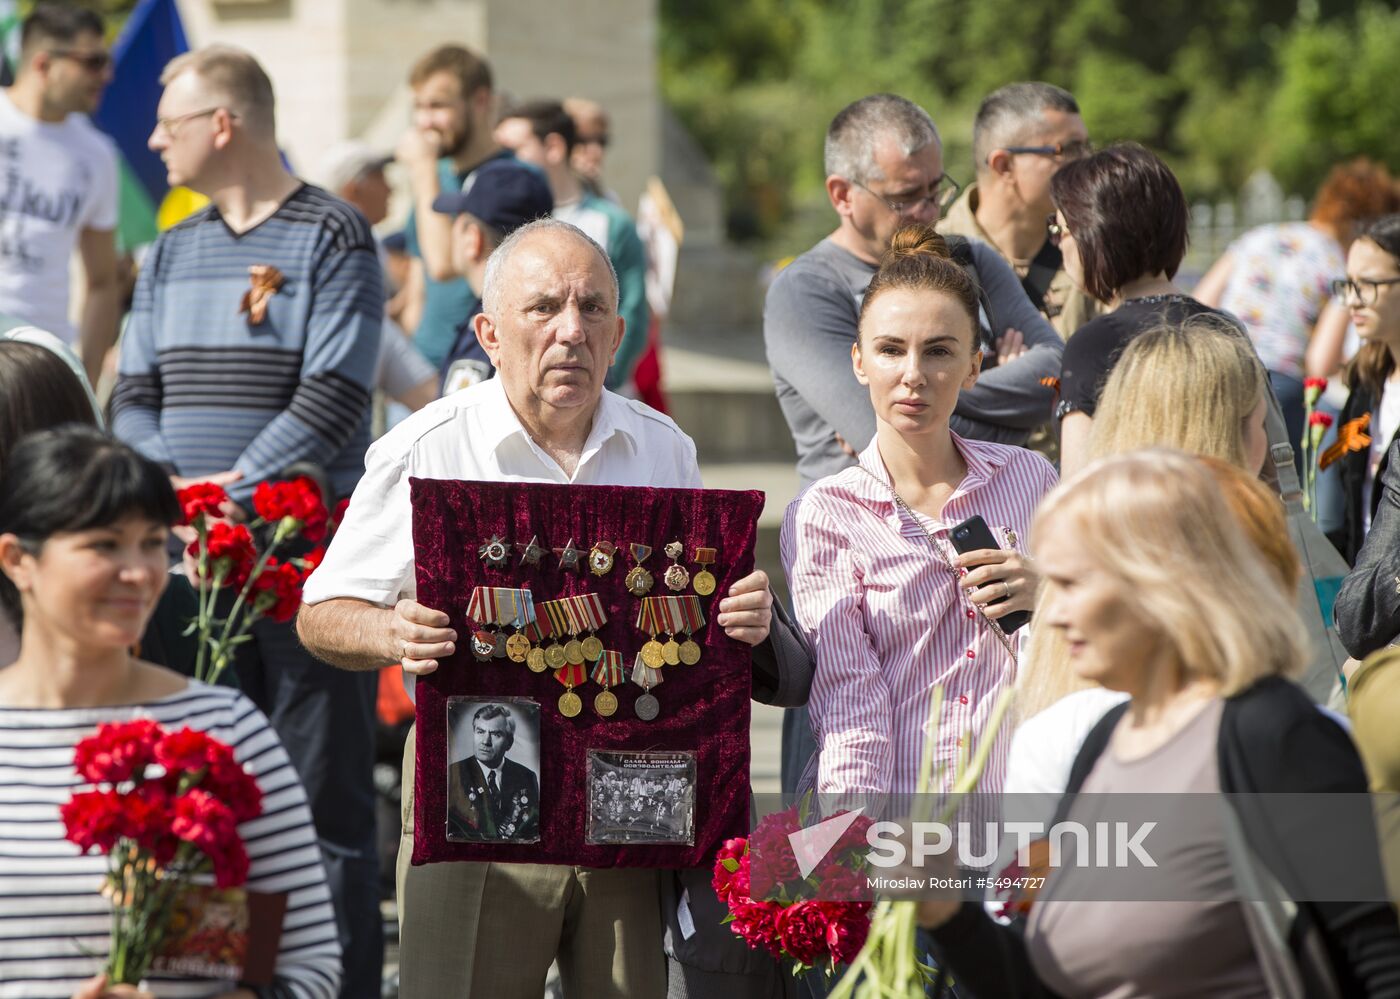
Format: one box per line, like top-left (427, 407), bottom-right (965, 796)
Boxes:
top-left (505, 633), bottom-right (531, 662)
top-left (581, 635), bottom-right (604, 662)
top-left (594, 689), bottom-right (618, 717)
top-left (559, 690), bottom-right (582, 717)
top-left (662, 639), bottom-right (681, 666)
top-left (679, 639), bottom-right (702, 665)
top-left (693, 547), bottom-right (718, 596)
top-left (626, 543), bottom-right (654, 596)
top-left (564, 638), bottom-right (586, 665)
top-left (626, 565), bottom-right (653, 596)
top-left (545, 643), bottom-right (567, 669)
top-left (527, 647), bottom-right (548, 672)
top-left (641, 640), bottom-right (665, 669)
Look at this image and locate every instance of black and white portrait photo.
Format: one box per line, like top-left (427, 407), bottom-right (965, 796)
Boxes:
top-left (585, 750), bottom-right (696, 846)
top-left (446, 698), bottom-right (541, 843)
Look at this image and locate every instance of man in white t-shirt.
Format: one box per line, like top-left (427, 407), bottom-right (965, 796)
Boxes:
top-left (0, 4), bottom-right (120, 383)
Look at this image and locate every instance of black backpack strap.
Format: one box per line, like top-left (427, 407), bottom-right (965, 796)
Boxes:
top-left (1020, 239), bottom-right (1063, 317)
top-left (1048, 700), bottom-right (1130, 829)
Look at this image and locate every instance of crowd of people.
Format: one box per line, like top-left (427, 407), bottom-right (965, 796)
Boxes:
top-left (2, 2), bottom-right (1400, 998)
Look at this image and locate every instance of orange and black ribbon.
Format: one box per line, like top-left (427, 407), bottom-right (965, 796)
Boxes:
top-left (1319, 413), bottom-right (1372, 471)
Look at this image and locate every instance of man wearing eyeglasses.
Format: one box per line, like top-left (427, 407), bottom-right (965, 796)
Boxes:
top-left (940, 82), bottom-right (1100, 340)
top-left (112, 44), bottom-right (385, 999)
top-left (0, 3), bottom-right (119, 385)
top-left (764, 93), bottom-right (1063, 489)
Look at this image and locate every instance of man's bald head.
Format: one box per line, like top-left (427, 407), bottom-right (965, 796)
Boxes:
top-left (480, 219), bottom-right (618, 317)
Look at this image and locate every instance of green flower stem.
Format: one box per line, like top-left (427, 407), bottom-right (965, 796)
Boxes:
top-left (201, 519), bottom-right (296, 686)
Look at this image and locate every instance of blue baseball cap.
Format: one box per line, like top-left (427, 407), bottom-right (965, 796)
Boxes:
top-left (432, 158), bottom-right (554, 236)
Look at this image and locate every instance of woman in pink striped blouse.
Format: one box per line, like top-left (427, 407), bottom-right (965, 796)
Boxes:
top-left (780, 224), bottom-right (1057, 808)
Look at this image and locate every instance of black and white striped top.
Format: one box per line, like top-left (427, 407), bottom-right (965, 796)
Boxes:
top-left (0, 683), bottom-right (341, 998)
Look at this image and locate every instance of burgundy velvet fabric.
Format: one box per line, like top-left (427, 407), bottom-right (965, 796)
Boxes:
top-left (409, 478), bottom-right (764, 869)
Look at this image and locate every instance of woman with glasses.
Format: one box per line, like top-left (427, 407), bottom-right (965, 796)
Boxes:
top-left (1047, 143), bottom-right (1241, 476)
top-left (1197, 159), bottom-right (1400, 456)
top-left (1325, 214), bottom-right (1400, 564)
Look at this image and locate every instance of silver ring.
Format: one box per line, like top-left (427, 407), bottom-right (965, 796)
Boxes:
top-left (1000, 581), bottom-right (1011, 600)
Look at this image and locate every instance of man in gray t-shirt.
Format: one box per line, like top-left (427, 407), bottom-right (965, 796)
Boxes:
top-left (764, 93), bottom-right (1063, 486)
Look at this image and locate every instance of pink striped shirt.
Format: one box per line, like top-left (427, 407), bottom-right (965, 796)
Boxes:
top-left (781, 435), bottom-right (1057, 807)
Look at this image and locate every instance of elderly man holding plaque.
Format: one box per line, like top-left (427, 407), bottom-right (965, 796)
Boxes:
top-left (298, 218), bottom-right (808, 998)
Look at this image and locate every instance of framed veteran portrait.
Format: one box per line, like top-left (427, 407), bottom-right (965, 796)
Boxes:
top-left (446, 698), bottom-right (542, 843)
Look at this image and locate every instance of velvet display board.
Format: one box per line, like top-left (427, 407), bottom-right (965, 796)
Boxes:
top-left (409, 478), bottom-right (764, 868)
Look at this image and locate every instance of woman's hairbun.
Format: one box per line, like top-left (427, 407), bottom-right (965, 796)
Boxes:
top-left (880, 223), bottom-right (951, 268)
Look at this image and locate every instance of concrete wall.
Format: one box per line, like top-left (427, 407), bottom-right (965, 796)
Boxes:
top-left (178, 0), bottom-right (657, 211)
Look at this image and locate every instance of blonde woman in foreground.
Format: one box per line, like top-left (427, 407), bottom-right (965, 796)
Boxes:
top-left (1008, 323), bottom-right (1272, 799)
top-left (922, 450), bottom-right (1400, 997)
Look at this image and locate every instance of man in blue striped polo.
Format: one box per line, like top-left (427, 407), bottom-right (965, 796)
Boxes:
top-left (111, 45), bottom-right (384, 999)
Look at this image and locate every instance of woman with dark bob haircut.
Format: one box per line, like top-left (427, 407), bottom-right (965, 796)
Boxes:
top-left (1050, 142), bottom-right (1244, 475)
top-left (0, 426), bottom-right (342, 996)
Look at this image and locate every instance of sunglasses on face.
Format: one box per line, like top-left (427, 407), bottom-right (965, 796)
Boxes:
top-left (576, 135), bottom-right (609, 149)
top-left (48, 49), bottom-right (111, 73)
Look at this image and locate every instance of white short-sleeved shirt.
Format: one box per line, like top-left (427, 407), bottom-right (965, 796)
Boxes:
top-left (0, 92), bottom-right (119, 342)
top-left (304, 376), bottom-right (702, 692)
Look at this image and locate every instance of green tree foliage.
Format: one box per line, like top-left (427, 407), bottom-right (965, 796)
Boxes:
top-left (661, 0), bottom-right (1397, 253)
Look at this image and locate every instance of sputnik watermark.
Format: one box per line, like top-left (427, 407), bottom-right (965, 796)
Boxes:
top-left (862, 820), bottom-right (1158, 870)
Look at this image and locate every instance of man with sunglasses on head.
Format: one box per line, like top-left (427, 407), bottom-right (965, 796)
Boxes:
top-left (940, 82), bottom-right (1100, 340)
top-left (764, 93), bottom-right (1063, 491)
top-left (0, 3), bottom-right (119, 386)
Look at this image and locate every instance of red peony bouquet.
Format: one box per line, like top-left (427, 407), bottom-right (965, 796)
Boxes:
top-left (179, 478), bottom-right (342, 685)
top-left (713, 801), bottom-right (873, 976)
top-left (61, 719), bottom-right (263, 986)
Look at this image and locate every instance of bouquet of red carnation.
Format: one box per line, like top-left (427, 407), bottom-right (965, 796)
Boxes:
top-left (179, 478), bottom-right (344, 685)
top-left (713, 800), bottom-right (874, 977)
top-left (61, 719), bottom-right (264, 986)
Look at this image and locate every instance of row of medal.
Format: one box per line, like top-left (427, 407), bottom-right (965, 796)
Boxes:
top-left (466, 587), bottom-right (707, 721)
top-left (478, 535), bottom-right (720, 598)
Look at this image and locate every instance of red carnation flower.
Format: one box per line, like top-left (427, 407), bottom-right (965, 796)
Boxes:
top-left (252, 477), bottom-right (328, 543)
top-left (154, 727), bottom-right (220, 775)
top-left (61, 789), bottom-right (127, 854)
top-left (332, 498), bottom-right (349, 529)
top-left (1304, 376), bottom-right (1328, 392)
top-left (775, 900), bottom-right (832, 966)
top-left (172, 789), bottom-right (250, 886)
top-left (189, 522), bottom-right (257, 589)
top-left (300, 546), bottom-right (327, 576)
top-left (120, 782), bottom-right (179, 863)
top-left (251, 558), bottom-right (304, 623)
top-left (73, 719), bottom-right (162, 786)
top-left (178, 482), bottom-right (229, 526)
top-left (1308, 411), bottom-right (1335, 429)
top-left (200, 743), bottom-right (264, 823)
